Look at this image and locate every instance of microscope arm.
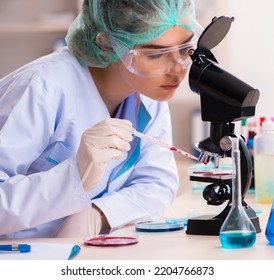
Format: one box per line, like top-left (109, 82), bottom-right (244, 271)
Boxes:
top-left (236, 134), bottom-right (252, 198)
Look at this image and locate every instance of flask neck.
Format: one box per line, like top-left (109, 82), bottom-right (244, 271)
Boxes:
top-left (231, 139), bottom-right (242, 208)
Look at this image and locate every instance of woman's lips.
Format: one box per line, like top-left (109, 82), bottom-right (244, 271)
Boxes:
top-left (161, 82), bottom-right (180, 90)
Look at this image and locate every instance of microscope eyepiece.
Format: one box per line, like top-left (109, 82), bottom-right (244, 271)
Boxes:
top-left (189, 16), bottom-right (259, 123)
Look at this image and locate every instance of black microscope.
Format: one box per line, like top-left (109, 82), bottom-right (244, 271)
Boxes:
top-left (186, 16), bottom-right (261, 235)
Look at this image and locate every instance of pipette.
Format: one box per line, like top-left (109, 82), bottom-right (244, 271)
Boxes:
top-left (131, 128), bottom-right (199, 161)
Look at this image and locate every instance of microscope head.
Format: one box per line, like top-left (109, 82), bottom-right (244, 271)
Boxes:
top-left (188, 16), bottom-right (260, 163)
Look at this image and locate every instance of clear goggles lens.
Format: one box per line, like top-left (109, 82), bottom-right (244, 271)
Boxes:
top-left (119, 35), bottom-right (197, 77)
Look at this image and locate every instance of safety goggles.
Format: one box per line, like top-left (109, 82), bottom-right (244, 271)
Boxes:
top-left (116, 35), bottom-right (197, 77)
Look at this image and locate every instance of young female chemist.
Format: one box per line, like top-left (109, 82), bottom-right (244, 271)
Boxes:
top-left (0, 0), bottom-right (201, 238)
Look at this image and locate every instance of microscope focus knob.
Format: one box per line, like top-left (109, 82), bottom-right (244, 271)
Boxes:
top-left (220, 136), bottom-right (232, 151)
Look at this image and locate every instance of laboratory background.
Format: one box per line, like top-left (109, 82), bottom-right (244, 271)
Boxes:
top-left (2, 0), bottom-right (274, 269)
top-left (0, 0), bottom-right (273, 193)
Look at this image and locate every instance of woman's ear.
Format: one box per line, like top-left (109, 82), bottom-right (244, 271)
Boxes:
top-left (96, 33), bottom-right (113, 51)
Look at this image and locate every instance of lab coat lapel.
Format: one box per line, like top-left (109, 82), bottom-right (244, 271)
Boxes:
top-left (107, 93), bottom-right (151, 189)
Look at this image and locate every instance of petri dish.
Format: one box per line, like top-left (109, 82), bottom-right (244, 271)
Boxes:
top-left (166, 217), bottom-right (188, 227)
top-left (135, 221), bottom-right (184, 232)
top-left (84, 235), bottom-right (138, 247)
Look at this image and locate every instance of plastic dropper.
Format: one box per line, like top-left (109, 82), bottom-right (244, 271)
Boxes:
top-left (131, 128), bottom-right (199, 161)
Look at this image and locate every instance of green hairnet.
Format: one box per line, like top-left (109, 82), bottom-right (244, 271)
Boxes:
top-left (66, 0), bottom-right (200, 68)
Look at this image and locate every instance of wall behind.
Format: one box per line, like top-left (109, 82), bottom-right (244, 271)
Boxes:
top-left (0, 0), bottom-right (80, 78)
top-left (215, 0), bottom-right (274, 118)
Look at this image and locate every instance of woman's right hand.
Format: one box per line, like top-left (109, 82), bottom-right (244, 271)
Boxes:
top-left (76, 118), bottom-right (132, 192)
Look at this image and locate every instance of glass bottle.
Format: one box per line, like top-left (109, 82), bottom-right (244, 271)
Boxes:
top-left (220, 137), bottom-right (256, 249)
top-left (265, 200), bottom-right (274, 244)
top-left (254, 117), bottom-right (274, 204)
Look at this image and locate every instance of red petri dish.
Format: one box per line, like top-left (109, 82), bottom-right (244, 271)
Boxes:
top-left (84, 236), bottom-right (138, 247)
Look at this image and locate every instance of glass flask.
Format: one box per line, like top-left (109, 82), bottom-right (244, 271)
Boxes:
top-left (265, 200), bottom-right (274, 245)
top-left (219, 137), bottom-right (256, 249)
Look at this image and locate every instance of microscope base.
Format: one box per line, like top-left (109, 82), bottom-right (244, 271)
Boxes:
top-left (186, 214), bottom-right (261, 236)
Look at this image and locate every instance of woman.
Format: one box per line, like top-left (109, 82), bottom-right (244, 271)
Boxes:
top-left (0, 0), bottom-right (200, 238)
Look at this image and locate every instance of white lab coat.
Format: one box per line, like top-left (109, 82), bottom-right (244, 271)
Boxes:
top-left (0, 47), bottom-right (179, 238)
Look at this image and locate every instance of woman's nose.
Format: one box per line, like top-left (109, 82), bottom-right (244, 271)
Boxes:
top-left (168, 58), bottom-right (185, 75)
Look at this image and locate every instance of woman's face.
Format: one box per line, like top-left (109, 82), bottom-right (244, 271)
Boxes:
top-left (116, 26), bottom-right (194, 101)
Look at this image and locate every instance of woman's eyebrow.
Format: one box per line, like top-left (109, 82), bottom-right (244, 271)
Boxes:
top-left (139, 44), bottom-right (171, 49)
top-left (139, 34), bottom-right (195, 49)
